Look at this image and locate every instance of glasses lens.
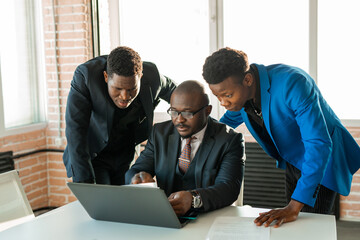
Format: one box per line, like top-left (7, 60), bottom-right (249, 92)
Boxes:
top-left (167, 109), bottom-right (196, 119)
top-left (181, 112), bottom-right (193, 119)
top-left (167, 110), bottom-right (178, 118)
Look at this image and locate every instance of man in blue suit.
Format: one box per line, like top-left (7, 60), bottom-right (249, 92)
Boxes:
top-left (202, 47), bottom-right (360, 227)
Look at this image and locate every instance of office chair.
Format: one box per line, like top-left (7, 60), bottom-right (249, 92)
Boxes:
top-left (0, 170), bottom-right (34, 231)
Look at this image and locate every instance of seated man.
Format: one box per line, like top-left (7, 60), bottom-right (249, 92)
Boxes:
top-left (125, 80), bottom-right (245, 216)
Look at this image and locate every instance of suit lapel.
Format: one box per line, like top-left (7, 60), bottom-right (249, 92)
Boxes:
top-left (194, 118), bottom-right (215, 187)
top-left (257, 64), bottom-right (282, 147)
top-left (165, 131), bottom-right (180, 193)
top-left (248, 64), bottom-right (283, 162)
top-left (139, 82), bottom-right (154, 135)
top-left (255, 64), bottom-right (271, 133)
top-left (105, 89), bottom-right (114, 139)
top-left (241, 64), bottom-right (272, 144)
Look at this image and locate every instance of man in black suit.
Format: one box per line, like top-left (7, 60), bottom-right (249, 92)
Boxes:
top-left (125, 81), bottom-right (245, 216)
top-left (63, 46), bottom-right (177, 185)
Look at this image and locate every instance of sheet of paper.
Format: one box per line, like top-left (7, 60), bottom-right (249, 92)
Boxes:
top-left (206, 217), bottom-right (270, 240)
top-left (126, 182), bottom-right (158, 188)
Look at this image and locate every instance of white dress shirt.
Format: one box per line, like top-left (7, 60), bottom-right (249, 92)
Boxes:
top-left (180, 123), bottom-right (208, 161)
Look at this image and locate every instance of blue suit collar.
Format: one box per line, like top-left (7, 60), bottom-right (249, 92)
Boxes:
top-left (244, 64), bottom-right (286, 168)
top-left (253, 64), bottom-right (271, 132)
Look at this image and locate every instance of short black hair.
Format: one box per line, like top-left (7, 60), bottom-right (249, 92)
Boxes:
top-left (106, 46), bottom-right (143, 78)
top-left (202, 47), bottom-right (249, 84)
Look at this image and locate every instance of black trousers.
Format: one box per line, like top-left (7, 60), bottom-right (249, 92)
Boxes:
top-left (92, 157), bottom-right (131, 185)
top-left (285, 162), bottom-right (337, 214)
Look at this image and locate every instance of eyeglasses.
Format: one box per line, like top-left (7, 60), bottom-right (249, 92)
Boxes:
top-left (167, 105), bottom-right (208, 119)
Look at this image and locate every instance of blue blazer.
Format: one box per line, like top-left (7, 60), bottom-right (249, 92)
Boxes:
top-left (221, 64), bottom-right (360, 207)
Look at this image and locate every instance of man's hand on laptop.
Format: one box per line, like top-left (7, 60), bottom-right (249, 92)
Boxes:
top-left (168, 191), bottom-right (192, 216)
top-left (131, 171), bottom-right (155, 184)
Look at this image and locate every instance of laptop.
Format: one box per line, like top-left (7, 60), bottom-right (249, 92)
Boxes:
top-left (67, 182), bottom-right (196, 228)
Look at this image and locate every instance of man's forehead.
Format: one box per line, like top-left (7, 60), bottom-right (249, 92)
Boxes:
top-left (170, 97), bottom-right (193, 107)
top-left (210, 78), bottom-right (236, 92)
top-left (209, 86), bottom-right (228, 95)
top-left (110, 75), bottom-right (139, 87)
top-left (171, 98), bottom-right (200, 110)
top-left (171, 91), bottom-right (201, 101)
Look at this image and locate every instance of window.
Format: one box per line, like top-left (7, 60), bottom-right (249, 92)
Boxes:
top-left (98, 0), bottom-right (210, 121)
top-left (96, 0), bottom-right (360, 125)
top-left (0, 0), bottom-right (45, 135)
top-left (223, 0), bottom-right (309, 72)
top-left (318, 0), bottom-right (360, 121)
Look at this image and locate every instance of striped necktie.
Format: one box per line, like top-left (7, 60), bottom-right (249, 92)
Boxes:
top-left (178, 137), bottom-right (195, 173)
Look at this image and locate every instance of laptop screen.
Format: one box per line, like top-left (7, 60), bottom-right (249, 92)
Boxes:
top-left (67, 182), bottom-right (196, 228)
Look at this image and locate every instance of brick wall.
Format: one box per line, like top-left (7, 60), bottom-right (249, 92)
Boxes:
top-left (340, 127), bottom-right (360, 221)
top-left (0, 130), bottom-right (49, 210)
top-left (42, 0), bottom-right (93, 206)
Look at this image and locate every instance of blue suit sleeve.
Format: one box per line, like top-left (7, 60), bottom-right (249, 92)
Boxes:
top-left (220, 110), bottom-right (244, 128)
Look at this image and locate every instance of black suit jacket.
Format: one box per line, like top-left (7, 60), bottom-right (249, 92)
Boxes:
top-left (125, 117), bottom-right (245, 212)
top-left (63, 56), bottom-right (177, 182)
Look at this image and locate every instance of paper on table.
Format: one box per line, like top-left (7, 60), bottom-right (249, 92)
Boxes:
top-left (127, 182), bottom-right (158, 188)
top-left (206, 217), bottom-right (270, 240)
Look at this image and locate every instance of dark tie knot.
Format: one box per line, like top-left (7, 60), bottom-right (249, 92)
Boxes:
top-left (186, 136), bottom-right (196, 145)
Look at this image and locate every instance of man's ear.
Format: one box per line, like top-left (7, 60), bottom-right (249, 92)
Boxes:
top-left (103, 71), bottom-right (108, 83)
top-left (243, 72), bottom-right (253, 87)
top-left (205, 105), bottom-right (212, 116)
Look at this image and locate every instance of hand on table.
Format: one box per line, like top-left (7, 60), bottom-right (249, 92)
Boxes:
top-left (254, 200), bottom-right (304, 228)
top-left (131, 171), bottom-right (155, 184)
top-left (168, 191), bottom-right (192, 216)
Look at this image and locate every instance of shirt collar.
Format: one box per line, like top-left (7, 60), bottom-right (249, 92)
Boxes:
top-left (181, 122), bottom-right (208, 143)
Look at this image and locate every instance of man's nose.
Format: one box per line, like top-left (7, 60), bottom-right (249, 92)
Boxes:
top-left (119, 90), bottom-right (131, 100)
top-left (219, 97), bottom-right (229, 107)
top-left (176, 113), bottom-right (186, 122)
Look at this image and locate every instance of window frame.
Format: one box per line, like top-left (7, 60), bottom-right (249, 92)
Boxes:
top-left (0, 0), bottom-right (47, 137)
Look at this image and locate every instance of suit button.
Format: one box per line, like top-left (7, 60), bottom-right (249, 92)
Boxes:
top-left (93, 153), bottom-right (98, 157)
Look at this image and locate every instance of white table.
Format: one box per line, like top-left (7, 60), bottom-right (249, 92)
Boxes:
top-left (0, 201), bottom-right (336, 240)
